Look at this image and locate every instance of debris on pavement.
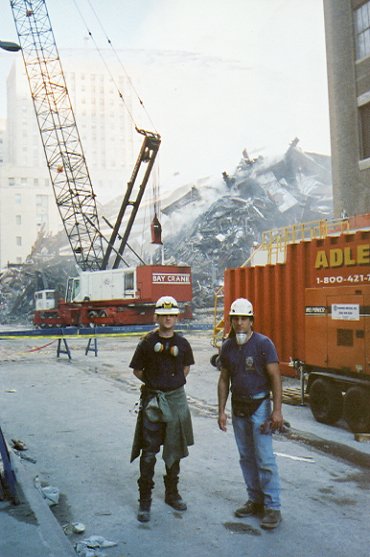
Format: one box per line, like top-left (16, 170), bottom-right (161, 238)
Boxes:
top-left (40, 485), bottom-right (60, 506)
top-left (33, 476), bottom-right (60, 506)
top-left (74, 535), bottom-right (118, 557)
top-left (63, 521), bottom-right (86, 535)
top-left (11, 439), bottom-right (27, 451)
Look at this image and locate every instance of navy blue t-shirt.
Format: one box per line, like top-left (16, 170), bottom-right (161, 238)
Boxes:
top-left (219, 332), bottom-right (278, 398)
top-left (129, 330), bottom-right (194, 392)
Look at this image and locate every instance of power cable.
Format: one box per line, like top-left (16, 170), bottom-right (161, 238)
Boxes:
top-left (72, 0), bottom-right (158, 134)
top-left (72, 0), bottom-right (136, 127)
top-left (72, 0), bottom-right (162, 258)
top-left (85, 0), bottom-right (163, 243)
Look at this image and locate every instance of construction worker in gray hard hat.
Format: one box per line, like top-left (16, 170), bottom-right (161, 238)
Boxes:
top-left (217, 298), bottom-right (283, 529)
top-left (129, 296), bottom-right (194, 523)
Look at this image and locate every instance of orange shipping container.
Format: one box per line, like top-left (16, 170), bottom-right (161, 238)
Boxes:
top-left (223, 229), bottom-right (370, 376)
top-left (304, 285), bottom-right (370, 376)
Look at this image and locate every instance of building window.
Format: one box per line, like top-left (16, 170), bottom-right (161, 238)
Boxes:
top-left (16, 215), bottom-right (21, 225)
top-left (36, 214), bottom-right (48, 226)
top-left (16, 236), bottom-right (22, 247)
top-left (359, 101), bottom-right (370, 158)
top-left (354, 1), bottom-right (370, 59)
top-left (36, 194), bottom-right (48, 209)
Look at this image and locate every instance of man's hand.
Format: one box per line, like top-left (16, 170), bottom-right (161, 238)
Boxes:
top-left (260, 410), bottom-right (284, 434)
top-left (218, 411), bottom-right (228, 432)
top-left (270, 409), bottom-right (284, 431)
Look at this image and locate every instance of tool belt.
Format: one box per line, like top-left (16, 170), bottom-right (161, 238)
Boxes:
top-left (231, 394), bottom-right (269, 418)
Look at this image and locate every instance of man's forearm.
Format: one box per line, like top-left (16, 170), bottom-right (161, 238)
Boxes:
top-left (266, 363), bottom-right (282, 412)
top-left (271, 375), bottom-right (282, 412)
top-left (218, 377), bottom-right (229, 413)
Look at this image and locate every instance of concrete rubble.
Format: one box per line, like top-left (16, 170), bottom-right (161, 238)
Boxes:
top-left (159, 140), bottom-right (332, 307)
top-left (0, 230), bottom-right (77, 325)
top-left (0, 140), bottom-right (332, 324)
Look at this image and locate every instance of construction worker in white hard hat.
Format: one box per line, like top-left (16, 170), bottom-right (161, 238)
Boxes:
top-left (217, 297), bottom-right (283, 530)
top-left (130, 296), bottom-right (194, 523)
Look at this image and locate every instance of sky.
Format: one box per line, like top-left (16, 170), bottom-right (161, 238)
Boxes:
top-left (0, 0), bottom-right (330, 188)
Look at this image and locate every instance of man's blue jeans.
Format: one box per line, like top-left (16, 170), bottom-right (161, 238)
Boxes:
top-left (232, 398), bottom-right (281, 510)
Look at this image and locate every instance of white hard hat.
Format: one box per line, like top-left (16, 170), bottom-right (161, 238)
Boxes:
top-left (229, 298), bottom-right (254, 317)
top-left (155, 296), bottom-right (180, 315)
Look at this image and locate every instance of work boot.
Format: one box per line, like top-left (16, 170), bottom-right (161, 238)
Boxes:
top-left (260, 509), bottom-right (282, 529)
top-left (137, 478), bottom-right (154, 522)
top-left (137, 500), bottom-right (151, 523)
top-left (235, 500), bottom-right (264, 518)
top-left (163, 475), bottom-right (187, 511)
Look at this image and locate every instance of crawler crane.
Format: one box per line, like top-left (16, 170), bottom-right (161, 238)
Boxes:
top-left (10, 0), bottom-right (192, 327)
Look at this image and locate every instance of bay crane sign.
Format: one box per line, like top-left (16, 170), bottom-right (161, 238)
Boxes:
top-left (10, 0), bottom-right (192, 327)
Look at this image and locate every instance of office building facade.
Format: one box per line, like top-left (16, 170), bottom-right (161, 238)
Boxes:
top-left (324, 0), bottom-right (370, 215)
top-left (0, 49), bottom-right (137, 268)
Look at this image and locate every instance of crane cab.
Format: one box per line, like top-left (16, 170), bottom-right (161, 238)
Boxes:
top-left (34, 289), bottom-right (57, 311)
top-left (65, 277), bottom-right (81, 303)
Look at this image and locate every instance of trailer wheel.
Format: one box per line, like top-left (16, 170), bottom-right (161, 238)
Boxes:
top-left (343, 387), bottom-right (370, 433)
top-left (309, 378), bottom-right (343, 425)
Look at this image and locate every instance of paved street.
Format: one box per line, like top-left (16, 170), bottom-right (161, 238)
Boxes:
top-left (1, 332), bottom-right (370, 557)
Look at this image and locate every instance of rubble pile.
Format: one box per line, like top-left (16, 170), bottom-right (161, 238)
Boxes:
top-left (161, 195), bottom-right (278, 306)
top-left (0, 230), bottom-right (76, 324)
top-left (0, 141), bottom-right (332, 324)
top-left (159, 141), bottom-right (333, 307)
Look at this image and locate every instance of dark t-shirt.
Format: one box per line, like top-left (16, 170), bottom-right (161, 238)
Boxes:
top-left (129, 330), bottom-right (194, 392)
top-left (219, 332), bottom-right (278, 398)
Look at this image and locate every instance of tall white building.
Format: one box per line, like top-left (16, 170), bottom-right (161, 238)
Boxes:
top-left (0, 166), bottom-right (60, 267)
top-left (0, 47), bottom-right (140, 268)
